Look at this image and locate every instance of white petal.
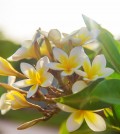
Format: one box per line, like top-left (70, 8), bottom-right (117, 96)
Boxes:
top-left (48, 63), bottom-right (63, 70)
top-left (32, 30), bottom-right (41, 44)
top-left (57, 103), bottom-right (76, 112)
top-left (21, 40), bottom-right (32, 48)
top-left (84, 112), bottom-right (106, 132)
top-left (92, 55), bottom-right (106, 70)
top-left (0, 93), bottom-right (7, 108)
top-left (69, 46), bottom-right (85, 58)
top-left (20, 62), bottom-right (36, 78)
top-left (27, 85), bottom-right (38, 98)
top-left (75, 70), bottom-right (87, 77)
top-left (66, 112), bottom-right (84, 132)
top-left (99, 68), bottom-right (114, 78)
top-left (48, 29), bottom-right (61, 42)
top-left (8, 76), bottom-right (16, 86)
top-left (83, 55), bottom-right (91, 74)
top-left (36, 56), bottom-right (50, 71)
top-left (69, 47), bottom-right (85, 69)
top-left (72, 81), bottom-right (87, 93)
top-left (13, 79), bottom-right (33, 88)
top-left (61, 29), bottom-right (80, 44)
top-left (53, 47), bottom-right (68, 62)
top-left (7, 47), bottom-right (27, 61)
top-left (61, 70), bottom-right (74, 76)
top-left (41, 73), bottom-right (53, 87)
top-left (1, 107), bottom-right (11, 115)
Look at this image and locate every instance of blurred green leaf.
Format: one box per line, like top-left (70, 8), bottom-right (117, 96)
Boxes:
top-left (82, 15), bottom-right (120, 73)
top-left (107, 72), bottom-right (120, 79)
top-left (112, 105), bottom-right (120, 122)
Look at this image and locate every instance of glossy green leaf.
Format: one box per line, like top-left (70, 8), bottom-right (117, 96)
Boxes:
top-left (55, 79), bottom-right (120, 110)
top-left (82, 15), bottom-right (120, 73)
top-left (55, 79), bottom-right (109, 110)
top-left (91, 79), bottom-right (120, 104)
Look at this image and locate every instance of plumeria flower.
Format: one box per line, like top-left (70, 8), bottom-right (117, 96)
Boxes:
top-left (0, 91), bottom-right (30, 114)
top-left (75, 54), bottom-right (114, 81)
top-left (14, 56), bottom-right (54, 98)
top-left (57, 82), bottom-right (106, 132)
top-left (61, 27), bottom-right (99, 46)
top-left (57, 103), bottom-right (106, 132)
top-left (48, 46), bottom-right (85, 76)
top-left (7, 29), bottom-right (41, 61)
top-left (0, 57), bottom-right (24, 78)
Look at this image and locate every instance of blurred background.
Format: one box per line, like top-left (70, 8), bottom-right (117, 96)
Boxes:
top-left (0, 0), bottom-right (120, 133)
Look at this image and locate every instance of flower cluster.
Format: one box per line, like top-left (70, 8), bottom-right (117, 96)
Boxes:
top-left (0, 26), bottom-right (115, 133)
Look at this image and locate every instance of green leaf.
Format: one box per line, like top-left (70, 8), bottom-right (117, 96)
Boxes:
top-left (55, 79), bottom-right (120, 110)
top-left (91, 79), bottom-right (120, 104)
top-left (55, 79), bottom-right (109, 110)
top-left (107, 72), bottom-right (120, 79)
top-left (82, 15), bottom-right (120, 73)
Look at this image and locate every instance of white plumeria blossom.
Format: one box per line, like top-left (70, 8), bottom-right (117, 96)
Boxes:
top-left (61, 27), bottom-right (99, 46)
top-left (13, 56), bottom-right (54, 98)
top-left (48, 46), bottom-right (85, 76)
top-left (0, 90), bottom-right (31, 114)
top-left (75, 54), bottom-right (114, 81)
top-left (7, 30), bottom-right (41, 61)
top-left (57, 81), bottom-right (106, 132)
top-left (57, 103), bottom-right (106, 132)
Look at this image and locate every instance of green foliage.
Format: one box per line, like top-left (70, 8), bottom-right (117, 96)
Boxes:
top-left (56, 79), bottom-right (120, 110)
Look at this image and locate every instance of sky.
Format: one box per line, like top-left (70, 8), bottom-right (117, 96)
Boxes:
top-left (0, 0), bottom-right (120, 42)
